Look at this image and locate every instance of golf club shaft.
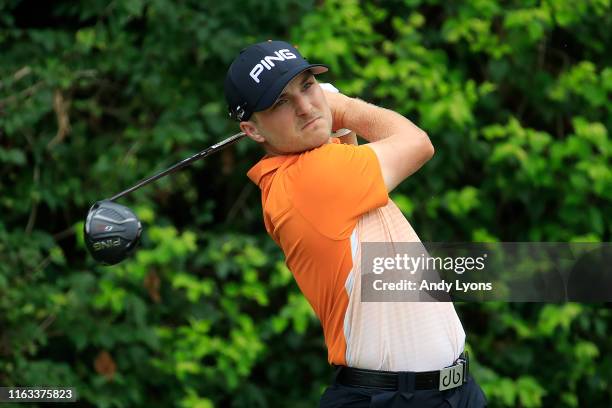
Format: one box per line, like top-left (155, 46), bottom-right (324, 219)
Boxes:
top-left (107, 132), bottom-right (246, 202)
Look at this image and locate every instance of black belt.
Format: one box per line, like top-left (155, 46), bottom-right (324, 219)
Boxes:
top-left (335, 352), bottom-right (469, 391)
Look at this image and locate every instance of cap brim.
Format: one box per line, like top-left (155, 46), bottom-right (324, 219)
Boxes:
top-left (253, 64), bottom-right (329, 113)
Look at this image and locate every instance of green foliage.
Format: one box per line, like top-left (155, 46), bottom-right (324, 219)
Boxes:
top-left (1, 0), bottom-right (610, 407)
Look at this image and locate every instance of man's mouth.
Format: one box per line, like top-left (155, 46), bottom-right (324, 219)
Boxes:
top-left (301, 117), bottom-right (320, 130)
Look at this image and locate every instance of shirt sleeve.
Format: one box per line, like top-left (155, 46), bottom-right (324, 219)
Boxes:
top-left (291, 142), bottom-right (389, 240)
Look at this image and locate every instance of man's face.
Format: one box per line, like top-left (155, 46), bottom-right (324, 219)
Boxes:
top-left (240, 71), bottom-right (333, 155)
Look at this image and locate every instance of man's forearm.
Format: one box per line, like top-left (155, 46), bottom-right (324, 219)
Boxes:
top-left (326, 91), bottom-right (434, 191)
top-left (328, 93), bottom-right (427, 143)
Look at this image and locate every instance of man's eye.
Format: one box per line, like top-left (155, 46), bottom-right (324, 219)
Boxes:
top-left (273, 99), bottom-right (287, 109)
top-left (303, 81), bottom-right (313, 90)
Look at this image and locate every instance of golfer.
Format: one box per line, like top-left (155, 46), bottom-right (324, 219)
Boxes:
top-left (225, 40), bottom-right (487, 407)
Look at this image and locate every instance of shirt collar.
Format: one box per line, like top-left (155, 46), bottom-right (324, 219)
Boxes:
top-left (246, 138), bottom-right (341, 187)
top-left (247, 154), bottom-right (294, 187)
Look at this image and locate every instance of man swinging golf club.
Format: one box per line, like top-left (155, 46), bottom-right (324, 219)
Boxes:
top-left (226, 40), bottom-right (488, 407)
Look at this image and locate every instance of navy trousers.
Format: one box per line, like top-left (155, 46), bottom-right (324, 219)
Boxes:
top-left (319, 375), bottom-right (487, 408)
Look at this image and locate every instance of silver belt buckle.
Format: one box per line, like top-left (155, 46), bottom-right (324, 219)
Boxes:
top-left (438, 363), bottom-right (465, 391)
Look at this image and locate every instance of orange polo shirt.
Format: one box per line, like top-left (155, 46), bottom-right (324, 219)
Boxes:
top-left (247, 139), bottom-right (388, 365)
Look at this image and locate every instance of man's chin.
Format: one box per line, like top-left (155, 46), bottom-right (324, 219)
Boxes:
top-left (311, 135), bottom-right (331, 149)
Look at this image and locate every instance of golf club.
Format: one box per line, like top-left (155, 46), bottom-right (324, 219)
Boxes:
top-left (84, 131), bottom-right (246, 265)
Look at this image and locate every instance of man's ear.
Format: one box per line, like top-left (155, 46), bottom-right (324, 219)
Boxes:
top-left (240, 120), bottom-right (265, 143)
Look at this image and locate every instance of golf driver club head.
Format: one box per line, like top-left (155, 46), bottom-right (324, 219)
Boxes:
top-left (83, 132), bottom-right (245, 265)
top-left (84, 200), bottom-right (142, 265)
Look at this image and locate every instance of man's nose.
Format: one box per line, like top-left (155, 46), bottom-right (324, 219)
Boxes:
top-left (294, 94), bottom-right (312, 115)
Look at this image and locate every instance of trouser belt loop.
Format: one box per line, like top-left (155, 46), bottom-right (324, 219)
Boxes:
top-left (397, 371), bottom-right (415, 392)
top-left (462, 350), bottom-right (469, 384)
top-left (331, 364), bottom-right (342, 384)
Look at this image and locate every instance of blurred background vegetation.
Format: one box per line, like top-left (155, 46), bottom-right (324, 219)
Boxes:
top-left (1, 0), bottom-right (610, 406)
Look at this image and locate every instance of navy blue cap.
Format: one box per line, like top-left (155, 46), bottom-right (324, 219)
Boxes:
top-left (225, 40), bottom-right (328, 121)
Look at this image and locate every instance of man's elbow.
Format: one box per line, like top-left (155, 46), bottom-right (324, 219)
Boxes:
top-left (420, 132), bottom-right (434, 161)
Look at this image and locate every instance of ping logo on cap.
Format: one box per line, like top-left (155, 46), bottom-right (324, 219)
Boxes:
top-left (250, 49), bottom-right (297, 84)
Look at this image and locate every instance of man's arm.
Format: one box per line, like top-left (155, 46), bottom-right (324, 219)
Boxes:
top-left (325, 91), bottom-right (434, 192)
top-left (320, 83), bottom-right (358, 146)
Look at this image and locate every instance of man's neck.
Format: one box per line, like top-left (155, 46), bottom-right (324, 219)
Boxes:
top-left (263, 137), bottom-right (332, 156)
